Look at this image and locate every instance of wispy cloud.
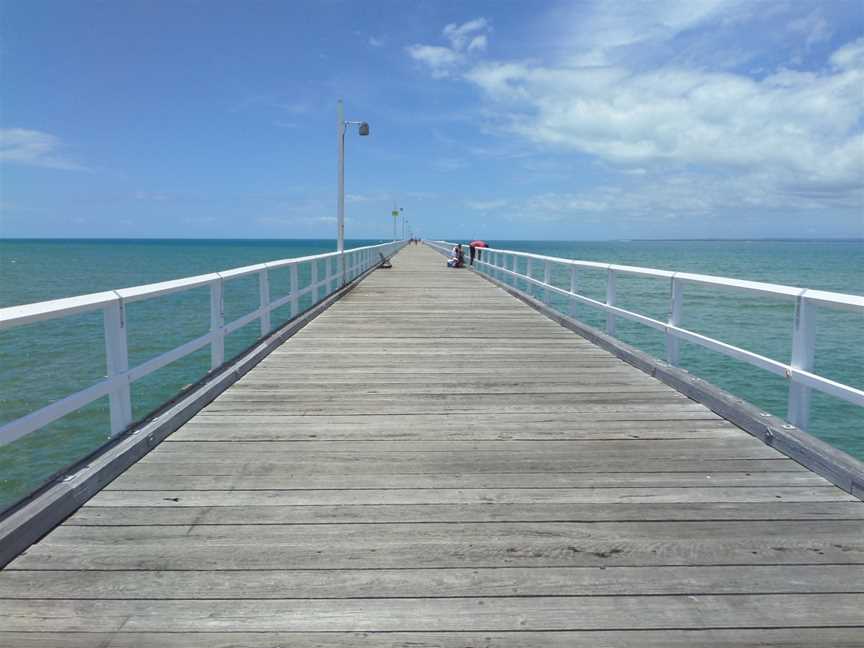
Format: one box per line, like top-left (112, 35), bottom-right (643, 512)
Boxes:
top-left (369, 36), bottom-right (384, 47)
top-left (0, 128), bottom-right (87, 171)
top-left (443, 17), bottom-right (490, 51)
top-left (406, 17), bottom-right (491, 78)
top-left (466, 199), bottom-right (509, 211)
top-left (787, 9), bottom-right (833, 51)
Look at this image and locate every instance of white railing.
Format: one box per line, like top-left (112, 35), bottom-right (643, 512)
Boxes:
top-left (0, 241), bottom-right (405, 446)
top-left (427, 240), bottom-right (864, 432)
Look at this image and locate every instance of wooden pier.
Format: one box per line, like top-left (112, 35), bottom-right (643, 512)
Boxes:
top-left (1, 244), bottom-right (863, 646)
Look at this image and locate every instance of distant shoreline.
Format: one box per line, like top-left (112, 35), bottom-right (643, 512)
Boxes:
top-left (2, 237), bottom-right (863, 243)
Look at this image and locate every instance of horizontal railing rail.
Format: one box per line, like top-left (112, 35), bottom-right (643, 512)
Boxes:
top-left (0, 241), bottom-right (405, 446)
top-left (427, 240), bottom-right (864, 433)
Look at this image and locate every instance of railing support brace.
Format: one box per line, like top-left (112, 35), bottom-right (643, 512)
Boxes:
top-left (788, 294), bottom-right (816, 430)
top-left (103, 299), bottom-right (132, 436)
top-left (258, 269), bottom-right (271, 336)
top-left (606, 268), bottom-right (617, 335)
top-left (210, 278), bottom-right (225, 369)
top-left (667, 276), bottom-right (683, 366)
top-left (543, 261), bottom-right (551, 304)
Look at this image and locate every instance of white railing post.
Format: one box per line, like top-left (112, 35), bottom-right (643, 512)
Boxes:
top-left (543, 261), bottom-right (551, 304)
top-left (667, 275), bottom-right (683, 366)
top-left (311, 260), bottom-right (319, 303)
top-left (512, 254), bottom-right (518, 287)
top-left (209, 278), bottom-right (224, 369)
top-left (569, 265), bottom-right (577, 317)
top-left (606, 268), bottom-right (617, 335)
top-left (290, 263), bottom-right (299, 317)
top-left (526, 258), bottom-right (533, 296)
top-left (331, 256), bottom-right (338, 293)
top-left (258, 269), bottom-right (271, 336)
top-left (103, 298), bottom-right (132, 436)
top-left (788, 294), bottom-right (816, 429)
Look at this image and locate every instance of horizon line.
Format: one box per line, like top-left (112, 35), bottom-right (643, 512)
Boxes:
top-left (2, 236), bottom-right (863, 243)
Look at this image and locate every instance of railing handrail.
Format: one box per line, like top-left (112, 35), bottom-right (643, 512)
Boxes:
top-left (1, 240), bottom-right (406, 448)
top-left (427, 240), bottom-right (864, 433)
top-left (431, 240), bottom-right (864, 309)
top-left (0, 241), bottom-right (401, 330)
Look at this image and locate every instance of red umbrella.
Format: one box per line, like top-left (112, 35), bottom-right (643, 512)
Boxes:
top-left (470, 240), bottom-right (488, 248)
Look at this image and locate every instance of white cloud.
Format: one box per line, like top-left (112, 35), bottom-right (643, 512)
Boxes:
top-left (369, 36), bottom-right (384, 47)
top-left (405, 44), bottom-right (463, 78)
top-left (443, 18), bottom-right (489, 51)
top-left (407, 17), bottom-right (490, 78)
top-left (561, 0), bottom-right (737, 66)
top-left (788, 10), bottom-right (832, 50)
top-left (468, 164), bottom-right (863, 226)
top-left (467, 34), bottom-right (487, 53)
top-left (465, 57), bottom-right (864, 202)
top-left (831, 37), bottom-right (864, 69)
top-left (406, 13), bottom-right (864, 213)
top-left (0, 128), bottom-right (86, 170)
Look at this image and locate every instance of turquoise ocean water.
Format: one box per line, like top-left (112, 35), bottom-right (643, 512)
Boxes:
top-left (1, 238), bottom-right (862, 511)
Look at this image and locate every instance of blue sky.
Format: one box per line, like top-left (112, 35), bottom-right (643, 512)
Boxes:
top-left (1, 0), bottom-right (862, 240)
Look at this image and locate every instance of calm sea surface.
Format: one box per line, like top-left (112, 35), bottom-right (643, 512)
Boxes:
top-left (1, 238), bottom-right (862, 510)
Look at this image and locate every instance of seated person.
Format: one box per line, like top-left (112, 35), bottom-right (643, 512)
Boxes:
top-left (448, 244), bottom-right (465, 268)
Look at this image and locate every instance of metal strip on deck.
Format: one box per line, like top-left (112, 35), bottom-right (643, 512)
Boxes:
top-left (1, 245), bottom-right (863, 646)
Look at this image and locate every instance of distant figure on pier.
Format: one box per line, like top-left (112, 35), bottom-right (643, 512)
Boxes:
top-left (469, 240), bottom-right (488, 266)
top-left (447, 244), bottom-right (465, 268)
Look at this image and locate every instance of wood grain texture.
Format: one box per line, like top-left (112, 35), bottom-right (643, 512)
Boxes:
top-left (1, 244), bottom-right (862, 643)
top-left (2, 630), bottom-right (864, 648)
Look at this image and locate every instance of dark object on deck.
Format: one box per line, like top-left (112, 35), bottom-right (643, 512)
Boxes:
top-left (378, 252), bottom-right (392, 268)
top-left (469, 240), bottom-right (488, 265)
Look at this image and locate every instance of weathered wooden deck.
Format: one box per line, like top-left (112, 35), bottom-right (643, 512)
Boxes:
top-left (1, 244), bottom-right (863, 646)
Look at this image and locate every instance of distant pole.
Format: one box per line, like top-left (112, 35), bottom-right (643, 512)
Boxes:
top-left (337, 99), bottom-right (346, 281)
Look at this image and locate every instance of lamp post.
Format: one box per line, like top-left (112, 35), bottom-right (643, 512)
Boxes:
top-left (391, 206), bottom-right (402, 241)
top-left (337, 99), bottom-right (369, 284)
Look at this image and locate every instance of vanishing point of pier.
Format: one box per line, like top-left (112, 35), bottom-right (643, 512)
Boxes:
top-left (0, 243), bottom-right (862, 646)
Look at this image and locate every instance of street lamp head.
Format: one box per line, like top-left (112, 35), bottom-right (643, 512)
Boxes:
top-left (358, 122), bottom-right (370, 136)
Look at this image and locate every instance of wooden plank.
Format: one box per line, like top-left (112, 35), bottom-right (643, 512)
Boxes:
top-left (3, 565), bottom-right (862, 599)
top-left (4, 629), bottom-right (864, 648)
top-left (104, 470), bottom-right (827, 491)
top-left (123, 458), bottom-right (804, 475)
top-left (85, 486), bottom-right (853, 507)
top-left (11, 521), bottom-right (864, 570)
top-left (1, 594), bottom-right (863, 632)
top-left (65, 501), bottom-right (864, 526)
top-left (134, 438), bottom-right (773, 455)
top-left (167, 421), bottom-right (739, 442)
